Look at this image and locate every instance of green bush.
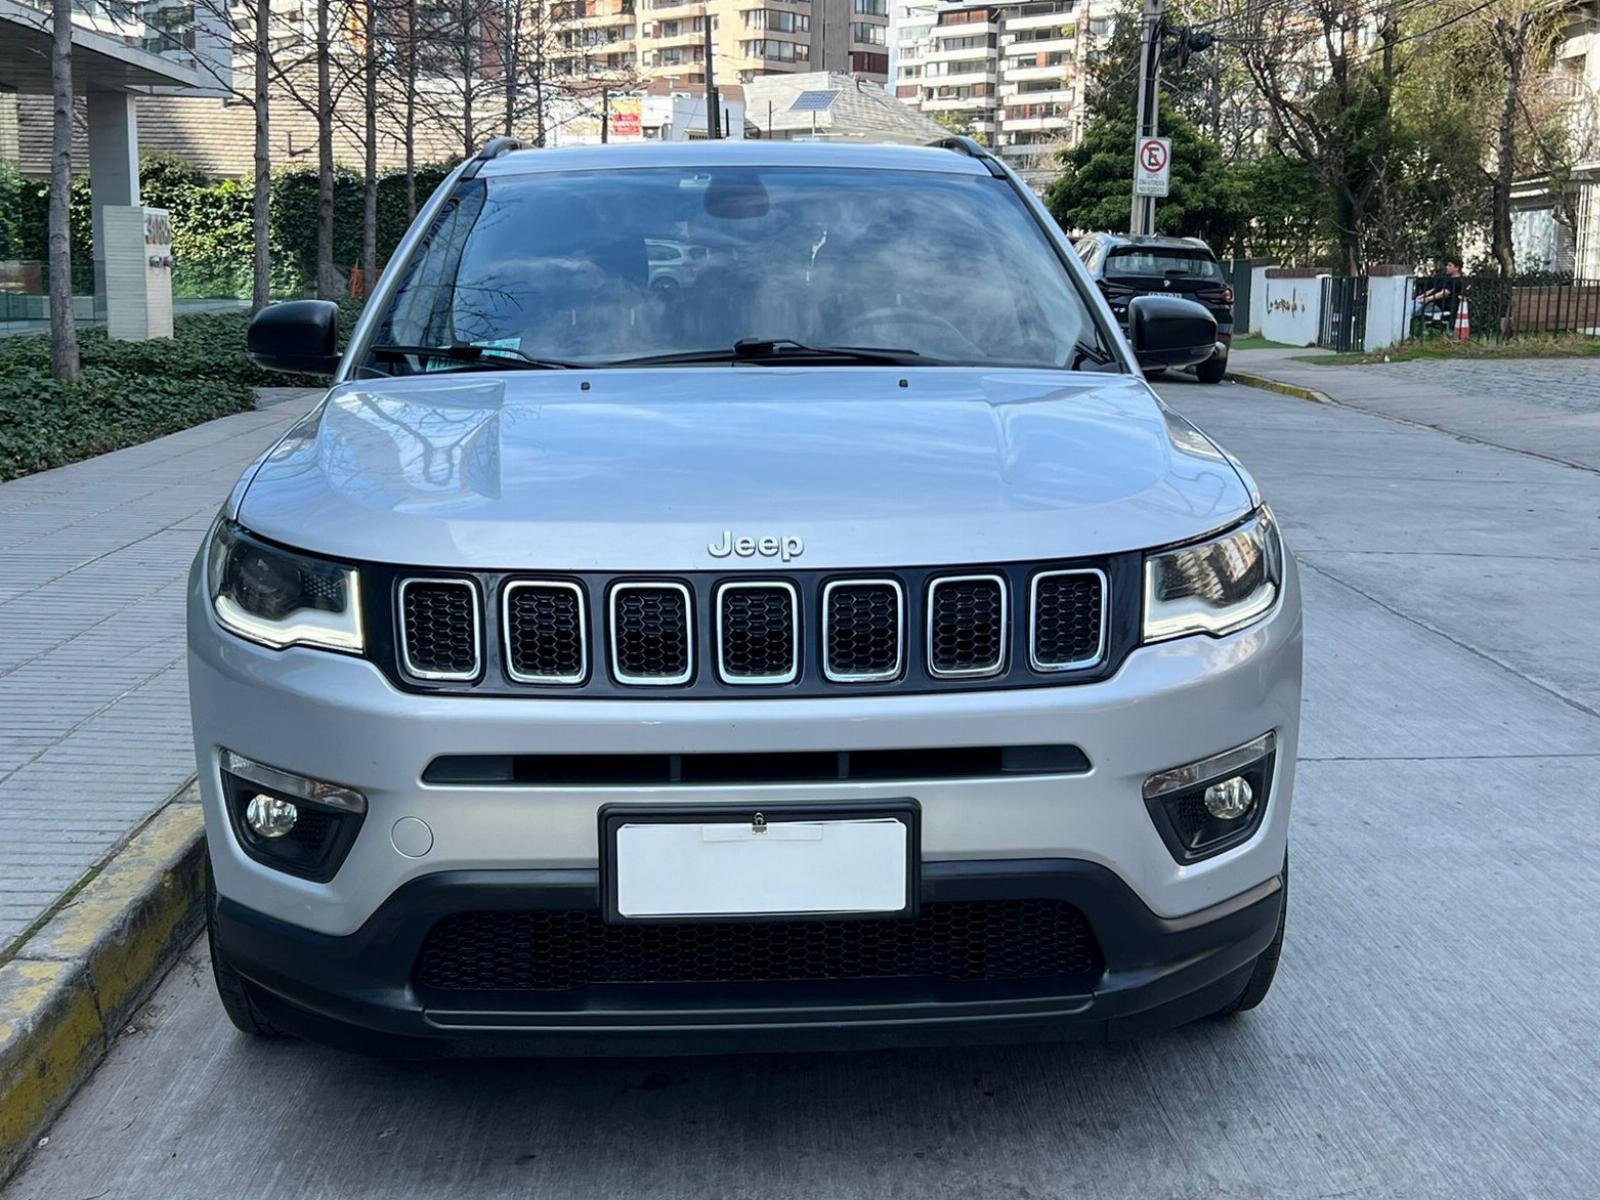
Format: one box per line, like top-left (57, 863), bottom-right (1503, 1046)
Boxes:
top-left (0, 310), bottom-right (324, 482)
top-left (8, 155), bottom-right (456, 301)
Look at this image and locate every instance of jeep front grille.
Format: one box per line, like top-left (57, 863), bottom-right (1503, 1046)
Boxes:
top-left (609, 582), bottom-right (693, 685)
top-left (716, 582), bottom-right (799, 684)
top-left (398, 578), bottom-right (480, 680)
top-left (503, 581), bottom-right (587, 684)
top-left (381, 560), bottom-right (1118, 696)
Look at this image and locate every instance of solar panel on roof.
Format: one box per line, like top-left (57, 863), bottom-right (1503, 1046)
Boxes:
top-left (789, 90), bottom-right (841, 113)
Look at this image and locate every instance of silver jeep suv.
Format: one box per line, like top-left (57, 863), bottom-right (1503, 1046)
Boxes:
top-left (189, 139), bottom-right (1301, 1053)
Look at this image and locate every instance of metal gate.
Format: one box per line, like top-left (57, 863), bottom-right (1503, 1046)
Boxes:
top-left (1318, 276), bottom-right (1369, 353)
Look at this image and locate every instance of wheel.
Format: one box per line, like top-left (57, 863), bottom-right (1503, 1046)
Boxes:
top-left (1211, 856), bottom-right (1287, 1018)
top-left (207, 873), bottom-right (284, 1038)
top-left (1195, 350), bottom-right (1228, 384)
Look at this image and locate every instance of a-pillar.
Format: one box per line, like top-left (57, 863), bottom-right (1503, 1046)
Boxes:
top-left (86, 91), bottom-right (141, 319)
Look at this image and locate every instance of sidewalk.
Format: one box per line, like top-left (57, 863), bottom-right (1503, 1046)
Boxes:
top-left (0, 391), bottom-right (319, 954)
top-left (1228, 347), bottom-right (1600, 473)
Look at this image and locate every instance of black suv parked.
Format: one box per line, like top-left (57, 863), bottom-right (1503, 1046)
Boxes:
top-left (1075, 233), bottom-right (1233, 383)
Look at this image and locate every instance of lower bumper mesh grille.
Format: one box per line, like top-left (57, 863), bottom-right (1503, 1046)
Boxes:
top-left (414, 901), bottom-right (1104, 993)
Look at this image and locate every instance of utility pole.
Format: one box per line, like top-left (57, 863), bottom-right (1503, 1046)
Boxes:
top-left (703, 11), bottom-right (721, 139)
top-left (1129, 0), bottom-right (1162, 237)
top-left (601, 85), bottom-right (610, 143)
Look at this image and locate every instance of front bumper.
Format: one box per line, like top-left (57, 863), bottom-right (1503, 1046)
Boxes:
top-left (189, 548), bottom-right (1300, 1049)
top-left (214, 857), bottom-right (1285, 1054)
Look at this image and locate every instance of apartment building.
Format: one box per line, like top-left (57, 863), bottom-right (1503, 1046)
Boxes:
top-left (548, 0), bottom-right (889, 88)
top-left (893, 0), bottom-right (1115, 189)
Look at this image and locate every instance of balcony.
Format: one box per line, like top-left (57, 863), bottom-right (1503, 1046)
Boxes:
top-left (920, 95), bottom-right (998, 114)
top-left (1006, 62), bottom-right (1069, 83)
top-left (1004, 10), bottom-right (1077, 32)
top-left (932, 19), bottom-right (998, 39)
top-left (1003, 36), bottom-right (1073, 56)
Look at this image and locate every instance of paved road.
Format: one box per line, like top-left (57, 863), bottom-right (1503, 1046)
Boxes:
top-left (1230, 347), bottom-right (1600, 473)
top-left (9, 377), bottom-right (1600, 1199)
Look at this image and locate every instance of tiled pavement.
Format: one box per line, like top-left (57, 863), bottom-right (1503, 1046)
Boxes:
top-left (0, 395), bottom-right (319, 951)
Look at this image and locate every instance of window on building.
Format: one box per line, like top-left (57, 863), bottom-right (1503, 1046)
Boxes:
top-left (851, 21), bottom-right (886, 45)
top-left (853, 0), bottom-right (886, 13)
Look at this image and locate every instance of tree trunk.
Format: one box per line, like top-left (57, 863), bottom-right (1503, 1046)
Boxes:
top-left (460, 0), bottom-right (474, 158)
top-left (1489, 16), bottom-right (1528, 283)
top-left (503, 13), bottom-right (516, 137)
top-left (316, 0), bottom-right (339, 299)
top-left (251, 0), bottom-right (272, 312)
top-left (362, 0), bottom-right (378, 295)
top-left (405, 0), bottom-right (417, 220)
top-left (48, 0), bottom-right (79, 383)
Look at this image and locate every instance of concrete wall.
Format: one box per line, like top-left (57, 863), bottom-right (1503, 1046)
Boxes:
top-left (1363, 273), bottom-right (1413, 352)
top-left (1262, 272), bottom-right (1325, 346)
top-left (1247, 262), bottom-right (1277, 335)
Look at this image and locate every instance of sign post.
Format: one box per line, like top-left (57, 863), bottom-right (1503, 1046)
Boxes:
top-left (104, 206), bottom-right (173, 341)
top-left (1135, 136), bottom-right (1171, 199)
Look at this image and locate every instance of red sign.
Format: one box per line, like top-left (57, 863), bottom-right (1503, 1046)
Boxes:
top-left (611, 112), bottom-right (641, 137)
top-left (1139, 138), bottom-right (1168, 172)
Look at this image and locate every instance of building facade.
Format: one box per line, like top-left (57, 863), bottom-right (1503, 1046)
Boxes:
top-left (547, 0), bottom-right (889, 88)
top-left (892, 0), bottom-right (1115, 190)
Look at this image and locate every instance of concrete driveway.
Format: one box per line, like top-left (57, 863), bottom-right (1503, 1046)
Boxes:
top-left (7, 376), bottom-right (1599, 1200)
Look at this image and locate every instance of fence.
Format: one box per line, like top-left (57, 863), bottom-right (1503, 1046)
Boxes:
top-left (1317, 276), bottom-right (1369, 354)
top-left (1461, 275), bottom-right (1600, 340)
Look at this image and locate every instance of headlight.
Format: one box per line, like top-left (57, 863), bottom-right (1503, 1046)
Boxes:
top-left (206, 520), bottom-right (364, 652)
top-left (1143, 508), bottom-right (1282, 642)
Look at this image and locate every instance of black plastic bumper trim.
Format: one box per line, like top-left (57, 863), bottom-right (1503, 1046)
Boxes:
top-left (212, 856), bottom-right (1283, 1055)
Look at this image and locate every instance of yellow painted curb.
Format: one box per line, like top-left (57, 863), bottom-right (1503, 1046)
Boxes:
top-left (1225, 371), bottom-right (1334, 406)
top-left (0, 791), bottom-right (206, 1183)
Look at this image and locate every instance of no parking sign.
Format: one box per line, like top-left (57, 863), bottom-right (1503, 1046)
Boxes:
top-left (1135, 136), bottom-right (1171, 197)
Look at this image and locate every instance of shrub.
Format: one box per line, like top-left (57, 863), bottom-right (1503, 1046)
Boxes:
top-left (0, 311), bottom-right (326, 482)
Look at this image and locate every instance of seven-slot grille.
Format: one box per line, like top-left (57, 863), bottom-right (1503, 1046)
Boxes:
top-left (503, 581), bottom-right (587, 684)
top-left (823, 579), bottom-right (904, 682)
top-left (609, 582), bottom-right (693, 685)
top-left (398, 578), bottom-right (480, 680)
top-left (394, 567), bottom-right (1110, 691)
top-left (927, 575), bottom-right (1006, 678)
top-left (717, 582), bottom-right (799, 684)
top-left (1029, 569), bottom-right (1107, 671)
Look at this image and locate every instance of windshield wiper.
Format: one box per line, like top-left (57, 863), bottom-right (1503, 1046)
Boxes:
top-left (369, 344), bottom-right (585, 370)
top-left (607, 338), bottom-right (925, 368)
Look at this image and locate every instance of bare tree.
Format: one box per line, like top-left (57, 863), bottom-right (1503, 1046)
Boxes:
top-left (1224, 0), bottom-right (1411, 274)
top-left (49, 0), bottom-right (79, 382)
top-left (316, 0), bottom-right (340, 298)
top-left (362, 0), bottom-right (380, 291)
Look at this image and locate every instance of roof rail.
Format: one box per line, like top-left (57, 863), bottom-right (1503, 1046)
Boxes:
top-left (462, 137), bottom-right (525, 177)
top-left (926, 135), bottom-right (1006, 179)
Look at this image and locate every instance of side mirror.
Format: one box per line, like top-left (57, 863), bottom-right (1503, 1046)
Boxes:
top-left (247, 300), bottom-right (341, 375)
top-left (1127, 295), bottom-right (1217, 370)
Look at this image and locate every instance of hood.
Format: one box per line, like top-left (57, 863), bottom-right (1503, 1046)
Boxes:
top-left (237, 368), bottom-right (1252, 571)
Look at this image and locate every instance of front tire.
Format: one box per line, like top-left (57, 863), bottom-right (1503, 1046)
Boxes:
top-left (1195, 350), bottom-right (1228, 384)
top-left (1212, 857), bottom-right (1287, 1017)
top-left (207, 873), bottom-right (284, 1038)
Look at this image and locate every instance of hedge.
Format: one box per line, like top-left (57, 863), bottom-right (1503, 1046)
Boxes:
top-left (0, 309), bottom-right (342, 482)
top-left (3, 153), bottom-right (454, 300)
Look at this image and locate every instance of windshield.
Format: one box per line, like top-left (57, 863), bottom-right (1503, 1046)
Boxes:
top-left (368, 166), bottom-right (1112, 372)
top-left (1106, 249), bottom-right (1222, 280)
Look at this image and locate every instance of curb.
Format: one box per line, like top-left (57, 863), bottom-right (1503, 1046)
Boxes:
top-left (0, 789), bottom-right (206, 1184)
top-left (1225, 370), bottom-right (1334, 405)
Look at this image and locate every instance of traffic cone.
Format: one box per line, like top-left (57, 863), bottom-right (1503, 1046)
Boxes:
top-left (1454, 299), bottom-right (1470, 340)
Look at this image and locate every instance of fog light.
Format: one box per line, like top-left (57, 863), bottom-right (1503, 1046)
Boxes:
top-left (1203, 775), bottom-right (1254, 820)
top-left (245, 793), bottom-right (298, 838)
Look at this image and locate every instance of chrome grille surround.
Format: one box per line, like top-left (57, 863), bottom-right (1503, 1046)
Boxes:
top-left (821, 578), bottom-right (905, 684)
top-left (502, 579), bottom-right (588, 685)
top-left (397, 577), bottom-right (481, 681)
top-left (715, 580), bottom-right (800, 686)
top-left (1029, 567), bottom-right (1108, 672)
top-left (608, 581), bottom-right (694, 686)
top-left (926, 573), bottom-right (1008, 679)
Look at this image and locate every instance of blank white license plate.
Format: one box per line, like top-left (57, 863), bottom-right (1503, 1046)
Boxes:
top-left (613, 816), bottom-right (909, 919)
